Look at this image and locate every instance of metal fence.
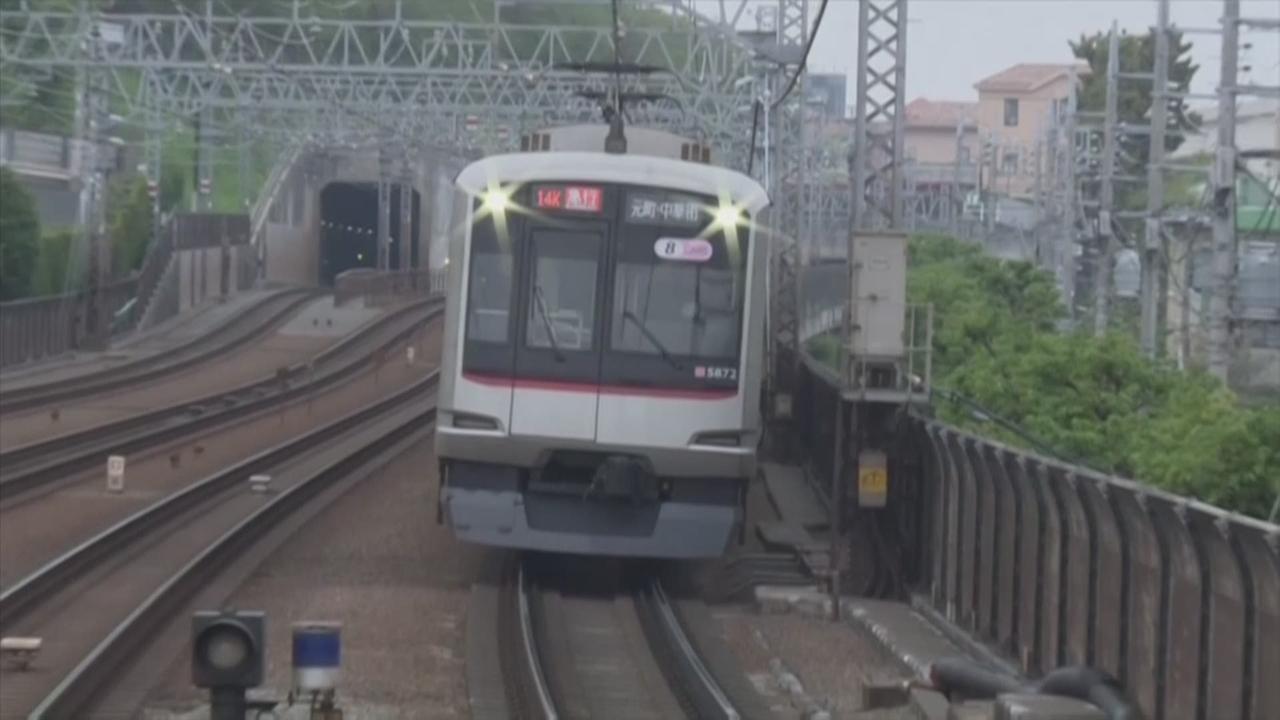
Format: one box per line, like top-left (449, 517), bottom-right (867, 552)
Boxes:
top-left (333, 267), bottom-right (448, 307)
top-left (0, 278), bottom-right (137, 368)
top-left (908, 416), bottom-right (1279, 720)
top-left (792, 353), bottom-right (1279, 720)
top-left (172, 213), bottom-right (251, 249)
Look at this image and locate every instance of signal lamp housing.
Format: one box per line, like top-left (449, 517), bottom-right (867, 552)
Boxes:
top-left (191, 610), bottom-right (265, 689)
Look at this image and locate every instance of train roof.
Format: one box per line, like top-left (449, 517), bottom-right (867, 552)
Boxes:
top-left (456, 152), bottom-right (770, 215)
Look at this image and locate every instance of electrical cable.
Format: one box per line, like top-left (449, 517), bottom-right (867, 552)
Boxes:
top-left (933, 386), bottom-right (1098, 471)
top-left (769, 0), bottom-right (829, 110)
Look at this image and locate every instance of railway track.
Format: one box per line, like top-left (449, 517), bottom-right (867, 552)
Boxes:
top-left (502, 558), bottom-right (746, 720)
top-left (0, 297), bottom-right (443, 506)
top-left (0, 371), bottom-right (440, 718)
top-left (0, 288), bottom-right (319, 414)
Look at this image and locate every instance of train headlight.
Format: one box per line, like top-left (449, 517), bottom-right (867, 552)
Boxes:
top-left (481, 188), bottom-right (510, 214)
top-left (713, 203), bottom-right (743, 228)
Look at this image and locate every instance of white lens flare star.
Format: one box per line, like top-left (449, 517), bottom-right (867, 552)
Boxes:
top-left (714, 203), bottom-right (742, 228)
top-left (481, 187), bottom-right (510, 214)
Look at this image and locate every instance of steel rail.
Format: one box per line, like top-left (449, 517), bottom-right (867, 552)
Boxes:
top-left (0, 297), bottom-right (443, 504)
top-left (0, 365), bottom-right (436, 630)
top-left (636, 578), bottom-right (740, 720)
top-left (517, 562), bottom-right (561, 720)
top-left (509, 561), bottom-right (740, 720)
top-left (0, 288), bottom-right (318, 413)
top-left (17, 373), bottom-right (439, 718)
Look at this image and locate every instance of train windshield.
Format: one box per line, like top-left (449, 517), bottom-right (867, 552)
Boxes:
top-left (462, 182), bottom-right (749, 391)
top-left (612, 219), bottom-right (743, 363)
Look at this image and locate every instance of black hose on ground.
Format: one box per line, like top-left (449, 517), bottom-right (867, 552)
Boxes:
top-left (1033, 666), bottom-right (1143, 720)
top-left (928, 658), bottom-right (1144, 720)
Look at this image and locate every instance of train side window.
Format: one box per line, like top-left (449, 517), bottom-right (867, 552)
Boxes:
top-left (466, 216), bottom-right (512, 344)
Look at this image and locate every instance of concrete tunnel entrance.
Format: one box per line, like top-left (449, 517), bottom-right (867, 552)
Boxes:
top-left (319, 182), bottom-right (421, 286)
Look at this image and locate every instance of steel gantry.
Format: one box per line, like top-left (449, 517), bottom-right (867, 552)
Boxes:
top-left (848, 0), bottom-right (907, 232)
top-left (0, 1), bottom-right (765, 160)
top-left (768, 0), bottom-right (810, 418)
top-left (3, 0), bottom-right (857, 406)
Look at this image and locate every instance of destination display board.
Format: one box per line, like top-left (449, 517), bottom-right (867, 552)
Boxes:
top-left (533, 185), bottom-right (604, 213)
top-left (624, 189), bottom-right (708, 228)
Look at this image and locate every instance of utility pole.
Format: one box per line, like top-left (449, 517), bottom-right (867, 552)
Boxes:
top-left (238, 116), bottom-right (250, 211)
top-left (376, 146), bottom-right (391, 272)
top-left (1094, 21), bottom-right (1120, 337)
top-left (1207, 0), bottom-right (1239, 381)
top-left (841, 0), bottom-right (908, 621)
top-left (951, 119), bottom-right (966, 237)
top-left (81, 15), bottom-right (111, 349)
top-left (1140, 0), bottom-right (1170, 358)
top-left (197, 107), bottom-right (213, 211)
top-left (1062, 69), bottom-right (1080, 316)
top-left (399, 157), bottom-right (413, 272)
top-left (765, 0), bottom-right (806, 438)
top-left (146, 96), bottom-right (164, 250)
top-left (1033, 137), bottom-right (1044, 262)
top-left (986, 137), bottom-right (999, 235)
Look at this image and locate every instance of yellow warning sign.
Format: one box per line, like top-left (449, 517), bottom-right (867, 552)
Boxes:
top-left (858, 466), bottom-right (888, 507)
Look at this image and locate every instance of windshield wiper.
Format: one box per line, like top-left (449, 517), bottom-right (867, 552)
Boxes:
top-left (623, 310), bottom-right (682, 370)
top-left (533, 285), bottom-right (566, 362)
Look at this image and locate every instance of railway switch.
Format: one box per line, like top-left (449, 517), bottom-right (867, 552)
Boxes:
top-left (192, 609), bottom-right (265, 719)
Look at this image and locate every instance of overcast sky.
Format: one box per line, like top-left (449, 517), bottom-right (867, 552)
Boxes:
top-left (786, 0), bottom-right (1280, 110)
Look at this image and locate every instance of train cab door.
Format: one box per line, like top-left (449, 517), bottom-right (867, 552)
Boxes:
top-left (509, 219), bottom-right (608, 441)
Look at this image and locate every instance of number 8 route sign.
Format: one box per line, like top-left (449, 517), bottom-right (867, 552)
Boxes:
top-left (654, 238), bottom-right (713, 262)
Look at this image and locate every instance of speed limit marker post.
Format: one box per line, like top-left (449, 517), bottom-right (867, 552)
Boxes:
top-left (106, 455), bottom-right (126, 493)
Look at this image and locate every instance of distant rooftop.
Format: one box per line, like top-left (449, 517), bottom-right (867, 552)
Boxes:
top-left (904, 98), bottom-right (978, 129)
top-left (974, 62), bottom-right (1090, 93)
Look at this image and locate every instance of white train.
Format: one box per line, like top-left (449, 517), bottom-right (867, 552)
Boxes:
top-left (434, 124), bottom-right (769, 558)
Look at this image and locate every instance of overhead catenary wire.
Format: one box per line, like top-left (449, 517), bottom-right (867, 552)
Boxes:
top-left (770, 0), bottom-right (829, 110)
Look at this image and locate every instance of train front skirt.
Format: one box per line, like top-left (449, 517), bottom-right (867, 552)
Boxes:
top-left (442, 461), bottom-right (737, 558)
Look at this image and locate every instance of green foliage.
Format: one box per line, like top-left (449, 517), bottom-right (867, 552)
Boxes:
top-left (1071, 29), bottom-right (1199, 211)
top-left (1128, 382), bottom-right (1280, 515)
top-left (107, 174), bottom-right (154, 274)
top-left (0, 167), bottom-right (41, 300)
top-left (806, 334), bottom-right (840, 370)
top-left (32, 227), bottom-right (81, 297)
top-left (906, 234), bottom-right (1064, 379)
top-left (0, 67), bottom-right (77, 135)
top-left (909, 233), bottom-right (1278, 519)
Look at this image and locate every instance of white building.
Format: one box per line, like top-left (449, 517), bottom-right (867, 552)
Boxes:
top-left (1172, 99), bottom-right (1280, 180)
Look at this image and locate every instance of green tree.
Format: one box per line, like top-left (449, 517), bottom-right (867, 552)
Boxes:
top-left (32, 228), bottom-right (80, 297)
top-left (905, 232), bottom-right (1277, 518)
top-left (905, 234), bottom-right (1064, 379)
top-left (1129, 380), bottom-right (1279, 514)
top-left (1071, 28), bottom-right (1199, 210)
top-left (0, 167), bottom-right (41, 300)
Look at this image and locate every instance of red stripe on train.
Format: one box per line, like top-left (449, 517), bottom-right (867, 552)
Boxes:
top-left (462, 372), bottom-right (737, 400)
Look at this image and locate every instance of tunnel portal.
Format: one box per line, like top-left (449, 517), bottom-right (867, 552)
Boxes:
top-left (319, 182), bottom-right (421, 286)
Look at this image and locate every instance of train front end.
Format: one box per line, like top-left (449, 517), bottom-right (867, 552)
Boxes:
top-left (434, 152), bottom-right (769, 558)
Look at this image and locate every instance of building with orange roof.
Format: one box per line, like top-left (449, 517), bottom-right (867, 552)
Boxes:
top-left (973, 62), bottom-right (1088, 198)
